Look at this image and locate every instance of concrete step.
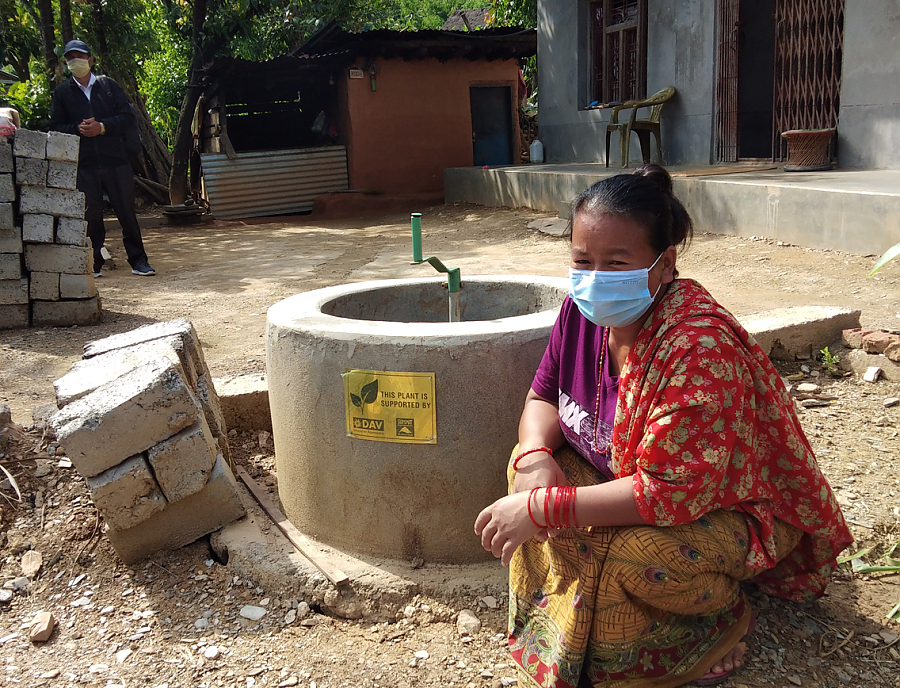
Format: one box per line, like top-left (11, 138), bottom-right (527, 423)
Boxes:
top-left (444, 165), bottom-right (900, 256)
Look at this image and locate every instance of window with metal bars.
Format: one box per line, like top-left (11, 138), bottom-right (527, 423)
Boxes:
top-left (591, 0), bottom-right (648, 104)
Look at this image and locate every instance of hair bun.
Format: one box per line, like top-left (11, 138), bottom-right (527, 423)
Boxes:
top-left (633, 163), bottom-right (673, 195)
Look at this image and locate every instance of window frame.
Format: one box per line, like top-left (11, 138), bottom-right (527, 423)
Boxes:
top-left (590, 0), bottom-right (649, 105)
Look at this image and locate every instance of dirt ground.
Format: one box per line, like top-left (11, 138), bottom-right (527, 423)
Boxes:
top-left (1, 203), bottom-right (899, 687)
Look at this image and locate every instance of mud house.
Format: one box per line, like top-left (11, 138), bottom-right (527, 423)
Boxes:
top-left (198, 22), bottom-right (536, 219)
top-left (537, 0), bottom-right (898, 169)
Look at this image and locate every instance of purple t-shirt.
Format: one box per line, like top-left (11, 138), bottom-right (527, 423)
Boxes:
top-left (532, 296), bottom-right (619, 479)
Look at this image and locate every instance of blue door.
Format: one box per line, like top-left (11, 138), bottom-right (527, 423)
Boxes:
top-left (470, 86), bottom-right (513, 167)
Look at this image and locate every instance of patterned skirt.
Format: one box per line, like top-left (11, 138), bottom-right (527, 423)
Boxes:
top-left (507, 446), bottom-right (801, 688)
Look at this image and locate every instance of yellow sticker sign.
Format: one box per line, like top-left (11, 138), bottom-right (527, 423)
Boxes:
top-left (343, 369), bottom-right (436, 444)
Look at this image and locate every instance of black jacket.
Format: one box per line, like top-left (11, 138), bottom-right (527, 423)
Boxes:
top-left (49, 74), bottom-right (133, 170)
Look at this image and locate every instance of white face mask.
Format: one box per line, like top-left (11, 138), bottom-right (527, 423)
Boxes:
top-left (66, 58), bottom-right (91, 78)
top-left (568, 253), bottom-right (664, 328)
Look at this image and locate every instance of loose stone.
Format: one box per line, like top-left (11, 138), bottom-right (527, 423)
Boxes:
top-left (481, 596), bottom-right (500, 609)
top-left (239, 605), bottom-right (266, 621)
top-left (29, 611), bottom-right (55, 642)
top-left (457, 609), bottom-right (482, 636)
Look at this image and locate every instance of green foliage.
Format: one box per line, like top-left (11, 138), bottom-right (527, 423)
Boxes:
top-left (819, 347), bottom-right (839, 368)
top-left (138, 44), bottom-right (190, 146)
top-left (488, 0), bottom-right (537, 27)
top-left (352, 0), bottom-right (488, 31)
top-left (0, 75), bottom-right (52, 130)
top-left (0, 0), bottom-right (42, 80)
top-left (136, 4), bottom-right (190, 146)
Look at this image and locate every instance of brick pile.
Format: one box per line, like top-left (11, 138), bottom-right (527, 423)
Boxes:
top-left (841, 327), bottom-right (900, 382)
top-left (50, 319), bottom-right (245, 564)
top-left (0, 129), bottom-right (99, 330)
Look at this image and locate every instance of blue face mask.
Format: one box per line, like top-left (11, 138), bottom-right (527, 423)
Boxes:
top-left (568, 254), bottom-right (663, 328)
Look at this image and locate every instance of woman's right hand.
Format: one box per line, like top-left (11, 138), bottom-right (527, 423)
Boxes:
top-left (513, 451), bottom-right (567, 494)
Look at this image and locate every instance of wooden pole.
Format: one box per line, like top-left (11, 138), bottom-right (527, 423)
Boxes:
top-left (236, 468), bottom-right (350, 588)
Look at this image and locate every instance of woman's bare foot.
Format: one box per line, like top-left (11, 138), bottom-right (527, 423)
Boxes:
top-left (705, 640), bottom-right (746, 676)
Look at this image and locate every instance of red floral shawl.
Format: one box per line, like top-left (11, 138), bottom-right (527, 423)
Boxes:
top-left (611, 279), bottom-right (853, 601)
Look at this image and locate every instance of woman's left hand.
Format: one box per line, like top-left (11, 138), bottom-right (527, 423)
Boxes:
top-left (474, 492), bottom-right (543, 566)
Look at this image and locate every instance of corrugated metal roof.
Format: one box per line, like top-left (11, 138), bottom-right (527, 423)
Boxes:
top-left (201, 146), bottom-right (348, 220)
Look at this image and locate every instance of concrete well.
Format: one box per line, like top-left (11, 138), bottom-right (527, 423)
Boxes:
top-left (266, 275), bottom-right (567, 563)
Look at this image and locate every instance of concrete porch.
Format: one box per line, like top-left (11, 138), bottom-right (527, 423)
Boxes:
top-left (444, 164), bottom-right (900, 257)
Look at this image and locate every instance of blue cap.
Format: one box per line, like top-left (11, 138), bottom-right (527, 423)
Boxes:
top-left (63, 40), bottom-right (91, 56)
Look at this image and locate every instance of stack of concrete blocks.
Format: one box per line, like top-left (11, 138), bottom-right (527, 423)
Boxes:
top-left (0, 129), bottom-right (99, 330)
top-left (50, 319), bottom-right (245, 564)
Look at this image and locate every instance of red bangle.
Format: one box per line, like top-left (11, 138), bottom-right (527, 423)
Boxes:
top-left (559, 486), bottom-right (569, 528)
top-left (570, 486), bottom-right (578, 528)
top-left (543, 487), bottom-right (552, 528)
top-left (527, 487), bottom-right (545, 528)
top-left (512, 446), bottom-right (553, 471)
top-left (549, 487), bottom-right (558, 528)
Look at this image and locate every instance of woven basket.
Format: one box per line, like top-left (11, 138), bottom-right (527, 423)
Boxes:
top-left (781, 128), bottom-right (836, 171)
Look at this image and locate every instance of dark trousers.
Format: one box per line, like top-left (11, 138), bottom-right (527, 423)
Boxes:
top-left (77, 164), bottom-right (148, 271)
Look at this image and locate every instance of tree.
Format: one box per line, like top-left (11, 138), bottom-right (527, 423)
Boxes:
top-left (0, 0), bottom-right (42, 81)
top-left (488, 0), bottom-right (537, 27)
top-left (36, 0), bottom-right (57, 83)
top-left (59, 0), bottom-right (73, 44)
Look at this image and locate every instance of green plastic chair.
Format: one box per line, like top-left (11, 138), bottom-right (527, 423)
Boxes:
top-left (605, 86), bottom-right (676, 168)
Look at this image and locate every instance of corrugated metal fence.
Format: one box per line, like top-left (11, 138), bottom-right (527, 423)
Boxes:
top-left (201, 146), bottom-right (349, 219)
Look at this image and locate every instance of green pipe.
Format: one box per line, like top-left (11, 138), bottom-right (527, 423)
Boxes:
top-left (411, 213), bottom-right (423, 263)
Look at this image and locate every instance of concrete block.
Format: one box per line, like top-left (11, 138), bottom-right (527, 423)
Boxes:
top-left (0, 174), bottom-right (13, 202)
top-left (197, 373), bottom-right (231, 464)
top-left (22, 214), bottom-right (54, 244)
top-left (0, 278), bottom-right (29, 305)
top-left (56, 217), bottom-right (88, 246)
top-left (216, 373), bottom-right (271, 432)
top-left (0, 304), bottom-right (28, 330)
top-left (29, 272), bottom-right (59, 302)
top-left (0, 228), bottom-right (22, 254)
top-left (54, 336), bottom-right (195, 408)
top-left (14, 157), bottom-right (48, 186)
top-left (12, 129), bottom-right (47, 159)
top-left (743, 307), bottom-right (862, 361)
top-left (25, 244), bottom-right (90, 275)
top-left (841, 349), bottom-right (900, 383)
top-left (84, 320), bottom-right (209, 377)
top-left (18, 186), bottom-right (85, 219)
top-left (59, 273), bottom-right (96, 300)
top-left (105, 455), bottom-right (246, 564)
top-left (0, 253), bottom-right (21, 280)
top-left (47, 160), bottom-right (77, 190)
top-left (86, 454), bottom-right (167, 530)
top-left (0, 203), bottom-right (12, 230)
top-left (0, 140), bottom-right (11, 173)
top-left (147, 417), bottom-right (218, 503)
top-left (51, 357), bottom-right (200, 478)
top-left (31, 296), bottom-right (100, 327)
top-left (45, 131), bottom-right (79, 163)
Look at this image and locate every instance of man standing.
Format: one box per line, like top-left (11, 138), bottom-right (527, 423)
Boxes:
top-left (49, 39), bottom-right (155, 277)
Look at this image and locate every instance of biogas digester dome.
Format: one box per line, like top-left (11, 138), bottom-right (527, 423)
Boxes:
top-left (266, 275), bottom-right (567, 563)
